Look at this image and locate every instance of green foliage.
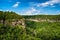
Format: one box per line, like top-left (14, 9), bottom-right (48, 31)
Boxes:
top-left (25, 20), bottom-right (37, 29)
top-left (0, 11), bottom-right (60, 40)
top-left (0, 24), bottom-right (42, 40)
top-left (0, 11), bottom-right (23, 26)
top-left (0, 11), bottom-right (22, 20)
top-left (0, 25), bottom-right (22, 40)
top-left (23, 15), bottom-right (60, 21)
top-left (36, 22), bottom-right (60, 40)
top-left (25, 21), bottom-right (60, 40)
top-left (0, 19), bottom-right (60, 40)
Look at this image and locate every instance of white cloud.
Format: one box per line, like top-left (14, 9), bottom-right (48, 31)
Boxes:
top-left (12, 2), bottom-right (20, 8)
top-left (56, 10), bottom-right (60, 14)
top-left (22, 7), bottom-right (41, 15)
top-left (37, 0), bottom-right (60, 7)
top-left (58, 12), bottom-right (60, 14)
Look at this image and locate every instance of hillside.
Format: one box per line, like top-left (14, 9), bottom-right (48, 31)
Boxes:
top-left (0, 11), bottom-right (23, 26)
top-left (0, 11), bottom-right (60, 40)
top-left (23, 15), bottom-right (60, 19)
top-left (23, 15), bottom-right (60, 22)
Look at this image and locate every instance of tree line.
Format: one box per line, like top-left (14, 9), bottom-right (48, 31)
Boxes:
top-left (23, 15), bottom-right (60, 21)
top-left (0, 11), bottom-right (22, 26)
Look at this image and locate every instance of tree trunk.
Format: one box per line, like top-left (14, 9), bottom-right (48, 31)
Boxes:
top-left (3, 18), bottom-right (6, 26)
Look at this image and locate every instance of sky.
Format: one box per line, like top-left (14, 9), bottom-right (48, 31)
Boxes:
top-left (0, 0), bottom-right (60, 15)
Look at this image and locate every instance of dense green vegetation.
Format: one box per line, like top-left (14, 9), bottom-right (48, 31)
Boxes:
top-left (0, 11), bottom-right (60, 40)
top-left (0, 20), bottom-right (60, 40)
top-left (25, 20), bottom-right (60, 40)
top-left (0, 24), bottom-right (42, 40)
top-left (23, 15), bottom-right (60, 21)
top-left (0, 11), bottom-right (23, 26)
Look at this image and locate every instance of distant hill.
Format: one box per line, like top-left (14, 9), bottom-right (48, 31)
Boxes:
top-left (23, 15), bottom-right (60, 20)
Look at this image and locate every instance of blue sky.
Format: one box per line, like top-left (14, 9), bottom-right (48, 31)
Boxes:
top-left (0, 0), bottom-right (60, 15)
